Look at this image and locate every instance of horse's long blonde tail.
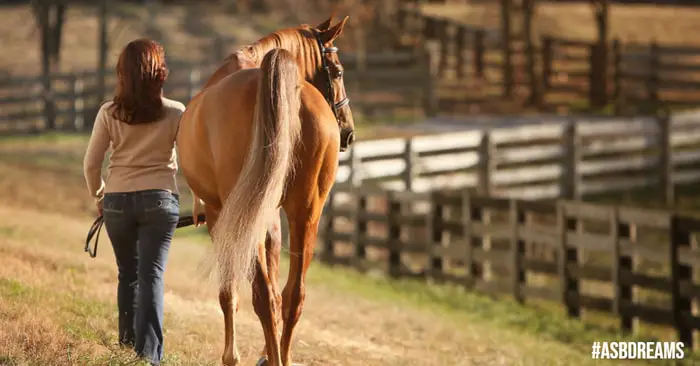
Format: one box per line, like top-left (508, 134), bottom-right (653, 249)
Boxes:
top-left (210, 48), bottom-right (301, 289)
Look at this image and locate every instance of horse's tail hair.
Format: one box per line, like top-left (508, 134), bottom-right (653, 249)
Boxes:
top-left (210, 48), bottom-right (301, 289)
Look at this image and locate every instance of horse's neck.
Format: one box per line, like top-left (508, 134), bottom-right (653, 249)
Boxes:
top-left (201, 31), bottom-right (317, 90)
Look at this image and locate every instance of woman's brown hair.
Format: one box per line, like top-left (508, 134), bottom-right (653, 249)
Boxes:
top-left (109, 38), bottom-right (169, 124)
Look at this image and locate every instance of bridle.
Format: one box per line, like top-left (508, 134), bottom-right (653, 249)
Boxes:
top-left (314, 31), bottom-right (350, 122)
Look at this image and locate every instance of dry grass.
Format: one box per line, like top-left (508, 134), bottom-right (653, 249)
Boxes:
top-left (421, 2), bottom-right (700, 45)
top-left (0, 133), bottom-right (690, 365)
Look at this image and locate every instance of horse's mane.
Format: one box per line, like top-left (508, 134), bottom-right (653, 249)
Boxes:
top-left (241, 24), bottom-right (321, 78)
top-left (200, 24), bottom-right (323, 91)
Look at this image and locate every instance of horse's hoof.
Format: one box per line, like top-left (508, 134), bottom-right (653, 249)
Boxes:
top-left (255, 357), bottom-right (303, 366)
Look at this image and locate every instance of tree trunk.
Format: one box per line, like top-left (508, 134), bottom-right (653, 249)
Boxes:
top-left (34, 1), bottom-right (56, 130)
top-left (50, 3), bottom-right (66, 70)
top-left (97, 0), bottom-right (109, 114)
top-left (500, 0), bottom-right (513, 98)
top-left (590, 0), bottom-right (609, 108)
top-left (523, 0), bottom-right (539, 107)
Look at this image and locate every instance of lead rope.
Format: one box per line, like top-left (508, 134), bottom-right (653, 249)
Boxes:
top-left (84, 214), bottom-right (206, 258)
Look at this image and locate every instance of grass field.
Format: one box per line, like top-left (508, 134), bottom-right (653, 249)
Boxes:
top-left (2, 133), bottom-right (693, 365)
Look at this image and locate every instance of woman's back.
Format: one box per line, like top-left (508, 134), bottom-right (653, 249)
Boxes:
top-left (83, 97), bottom-right (185, 199)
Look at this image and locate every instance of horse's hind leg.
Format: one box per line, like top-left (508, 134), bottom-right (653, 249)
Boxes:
top-left (279, 211), bottom-right (321, 366)
top-left (219, 285), bottom-right (240, 366)
top-left (207, 206), bottom-right (241, 366)
top-left (252, 239), bottom-right (283, 366)
top-left (259, 214), bottom-right (283, 359)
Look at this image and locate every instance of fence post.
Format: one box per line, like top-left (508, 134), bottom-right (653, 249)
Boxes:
top-left (41, 73), bottom-right (56, 131)
top-left (188, 68), bottom-right (201, 102)
top-left (402, 138), bottom-right (417, 191)
top-left (612, 210), bottom-right (635, 333)
top-left (658, 113), bottom-right (674, 207)
top-left (72, 75), bottom-right (85, 131)
top-left (478, 130), bottom-right (494, 195)
top-left (561, 121), bottom-right (580, 200)
top-left (541, 36), bottom-right (553, 92)
top-left (396, 6), bottom-right (407, 34)
top-left (648, 41), bottom-right (660, 112)
top-left (347, 146), bottom-right (361, 187)
top-left (589, 43), bottom-right (607, 109)
top-left (510, 199), bottom-right (525, 304)
top-left (612, 39), bottom-right (623, 116)
top-left (352, 188), bottom-right (368, 271)
top-left (427, 191), bottom-right (445, 280)
top-left (423, 16), bottom-right (436, 39)
top-left (322, 190), bottom-right (336, 263)
top-left (461, 190), bottom-right (473, 287)
top-left (670, 215), bottom-right (694, 348)
top-left (387, 191), bottom-right (402, 278)
top-left (420, 45), bottom-right (439, 117)
top-left (455, 26), bottom-right (467, 80)
top-left (500, 0), bottom-right (514, 98)
top-left (474, 29), bottom-right (486, 79)
top-left (436, 19), bottom-right (450, 78)
top-left (557, 202), bottom-right (581, 318)
top-left (213, 36), bottom-right (225, 62)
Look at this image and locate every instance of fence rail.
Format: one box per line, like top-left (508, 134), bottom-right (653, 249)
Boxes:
top-left (0, 49), bottom-right (434, 135)
top-left (335, 111), bottom-right (700, 204)
top-left (319, 185), bottom-right (700, 348)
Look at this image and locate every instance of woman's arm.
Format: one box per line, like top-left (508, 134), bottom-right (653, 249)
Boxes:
top-left (83, 108), bottom-right (110, 203)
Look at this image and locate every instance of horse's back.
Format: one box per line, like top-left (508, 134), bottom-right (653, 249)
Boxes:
top-left (177, 68), bottom-right (260, 206)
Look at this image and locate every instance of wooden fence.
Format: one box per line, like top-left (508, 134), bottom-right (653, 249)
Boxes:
top-left (335, 112), bottom-right (700, 205)
top-left (319, 185), bottom-right (700, 348)
top-left (395, 6), bottom-right (700, 115)
top-left (0, 49), bottom-right (435, 135)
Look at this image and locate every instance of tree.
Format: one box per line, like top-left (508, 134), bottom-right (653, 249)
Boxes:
top-left (523, 0), bottom-right (539, 106)
top-left (97, 0), bottom-right (109, 110)
top-left (31, 0), bottom-right (66, 129)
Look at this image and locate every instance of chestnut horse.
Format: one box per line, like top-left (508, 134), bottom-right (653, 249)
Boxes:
top-left (176, 15), bottom-right (355, 366)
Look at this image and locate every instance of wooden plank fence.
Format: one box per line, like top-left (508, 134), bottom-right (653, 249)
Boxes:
top-left (319, 185), bottom-right (700, 348)
top-left (335, 112), bottom-right (700, 205)
top-left (0, 49), bottom-right (435, 135)
top-left (395, 6), bottom-right (700, 115)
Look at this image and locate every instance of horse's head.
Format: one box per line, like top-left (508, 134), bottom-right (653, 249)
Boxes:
top-left (311, 14), bottom-right (355, 151)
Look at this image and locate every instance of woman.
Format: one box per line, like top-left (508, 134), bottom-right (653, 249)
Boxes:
top-left (83, 38), bottom-right (185, 366)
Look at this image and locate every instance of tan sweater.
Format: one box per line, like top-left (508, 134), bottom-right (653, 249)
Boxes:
top-left (83, 97), bottom-right (186, 202)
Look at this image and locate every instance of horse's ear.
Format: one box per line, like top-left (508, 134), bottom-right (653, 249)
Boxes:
top-left (320, 15), bottom-right (348, 44)
top-left (316, 13), bottom-right (335, 31)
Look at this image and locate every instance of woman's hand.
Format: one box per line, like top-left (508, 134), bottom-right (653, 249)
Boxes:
top-left (193, 196), bottom-right (206, 227)
top-left (96, 198), bottom-right (104, 216)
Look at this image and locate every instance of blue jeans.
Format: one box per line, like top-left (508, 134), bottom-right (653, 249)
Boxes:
top-left (102, 189), bottom-right (179, 365)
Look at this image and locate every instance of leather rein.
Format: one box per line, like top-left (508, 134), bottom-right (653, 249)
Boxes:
top-left (84, 213), bottom-right (205, 258)
top-left (315, 31), bottom-right (350, 122)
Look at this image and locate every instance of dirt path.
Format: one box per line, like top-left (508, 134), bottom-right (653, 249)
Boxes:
top-left (0, 203), bottom-right (613, 366)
